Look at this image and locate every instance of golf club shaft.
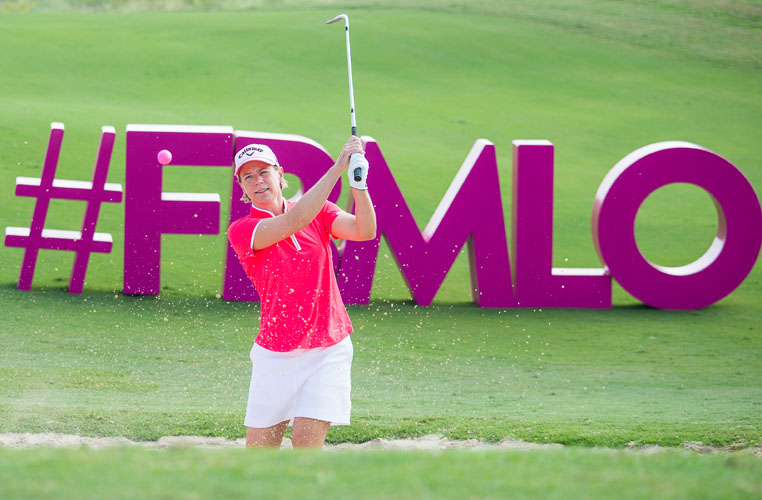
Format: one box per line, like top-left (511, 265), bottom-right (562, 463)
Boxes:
top-left (343, 20), bottom-right (357, 136)
top-left (344, 23), bottom-right (363, 181)
top-left (328, 14), bottom-right (363, 182)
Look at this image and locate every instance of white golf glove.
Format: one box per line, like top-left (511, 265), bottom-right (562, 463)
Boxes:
top-left (348, 152), bottom-right (369, 190)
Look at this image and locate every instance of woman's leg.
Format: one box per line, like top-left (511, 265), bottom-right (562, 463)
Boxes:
top-left (246, 420), bottom-right (289, 448)
top-left (291, 417), bottom-right (331, 448)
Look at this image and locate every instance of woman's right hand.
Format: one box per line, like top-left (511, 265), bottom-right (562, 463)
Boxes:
top-left (335, 135), bottom-right (365, 171)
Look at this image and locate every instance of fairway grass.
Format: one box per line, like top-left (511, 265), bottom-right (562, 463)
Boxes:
top-left (1, 3), bottom-right (761, 498)
top-left (1, 0), bottom-right (760, 465)
top-left (1, 446), bottom-right (761, 500)
top-left (1, 286), bottom-right (760, 447)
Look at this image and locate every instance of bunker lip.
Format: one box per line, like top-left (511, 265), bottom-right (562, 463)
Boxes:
top-left (0, 433), bottom-right (759, 457)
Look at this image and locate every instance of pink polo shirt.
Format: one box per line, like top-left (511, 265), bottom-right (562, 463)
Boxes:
top-left (228, 200), bottom-right (353, 352)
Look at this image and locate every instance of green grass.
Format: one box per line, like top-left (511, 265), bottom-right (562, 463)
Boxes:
top-left (1, 285), bottom-right (760, 447)
top-left (1, 446), bottom-right (761, 500)
top-left (5, 0), bottom-right (762, 69)
top-left (1, 6), bottom-right (760, 295)
top-left (0, 0), bottom-right (759, 442)
top-left (0, 0), bottom-right (761, 496)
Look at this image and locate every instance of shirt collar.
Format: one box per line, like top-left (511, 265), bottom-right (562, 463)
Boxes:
top-left (250, 199), bottom-right (288, 217)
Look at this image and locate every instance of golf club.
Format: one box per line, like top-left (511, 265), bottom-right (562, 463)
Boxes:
top-left (326, 13), bottom-right (365, 183)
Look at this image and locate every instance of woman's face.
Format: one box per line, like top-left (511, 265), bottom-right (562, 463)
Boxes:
top-left (238, 161), bottom-right (284, 208)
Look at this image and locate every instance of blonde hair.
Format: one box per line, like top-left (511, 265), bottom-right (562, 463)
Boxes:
top-left (239, 164), bottom-right (288, 203)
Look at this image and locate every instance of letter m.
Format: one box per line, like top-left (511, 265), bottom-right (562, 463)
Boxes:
top-left (337, 138), bottom-right (516, 307)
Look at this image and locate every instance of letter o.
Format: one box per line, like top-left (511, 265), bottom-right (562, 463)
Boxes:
top-left (592, 142), bottom-right (762, 309)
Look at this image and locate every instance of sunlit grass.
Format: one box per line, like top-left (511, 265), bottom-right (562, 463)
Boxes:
top-left (1, 446), bottom-right (761, 500)
top-left (0, 0), bottom-right (759, 452)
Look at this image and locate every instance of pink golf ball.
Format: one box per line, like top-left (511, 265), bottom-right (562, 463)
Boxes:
top-left (157, 149), bottom-right (172, 165)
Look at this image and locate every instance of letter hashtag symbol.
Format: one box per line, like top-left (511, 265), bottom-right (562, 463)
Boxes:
top-left (4, 123), bottom-right (123, 293)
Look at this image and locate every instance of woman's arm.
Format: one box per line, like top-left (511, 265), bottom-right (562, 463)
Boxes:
top-left (252, 137), bottom-right (363, 250)
top-left (331, 188), bottom-right (377, 241)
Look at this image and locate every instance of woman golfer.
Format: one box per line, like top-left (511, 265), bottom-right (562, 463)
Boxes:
top-left (228, 136), bottom-right (376, 448)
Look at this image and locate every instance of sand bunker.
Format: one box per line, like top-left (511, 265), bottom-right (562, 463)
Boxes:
top-left (1, 432), bottom-right (759, 456)
top-left (0, 432), bottom-right (559, 451)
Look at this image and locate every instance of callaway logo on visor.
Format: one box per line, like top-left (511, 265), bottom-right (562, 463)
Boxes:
top-left (239, 146), bottom-right (264, 159)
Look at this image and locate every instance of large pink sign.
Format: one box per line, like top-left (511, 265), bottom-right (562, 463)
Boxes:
top-left (5, 123), bottom-right (122, 294)
top-left (6, 124), bottom-right (761, 309)
top-left (592, 142), bottom-right (762, 309)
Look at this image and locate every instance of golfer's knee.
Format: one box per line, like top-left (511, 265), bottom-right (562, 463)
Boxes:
top-left (246, 422), bottom-right (287, 448)
top-left (291, 418), bottom-right (330, 448)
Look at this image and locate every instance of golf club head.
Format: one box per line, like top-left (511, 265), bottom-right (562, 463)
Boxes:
top-left (326, 13), bottom-right (349, 26)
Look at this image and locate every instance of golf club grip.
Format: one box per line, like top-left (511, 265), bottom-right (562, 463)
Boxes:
top-left (351, 127), bottom-right (361, 180)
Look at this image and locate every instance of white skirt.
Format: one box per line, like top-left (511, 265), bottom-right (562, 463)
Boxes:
top-left (244, 335), bottom-right (353, 428)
